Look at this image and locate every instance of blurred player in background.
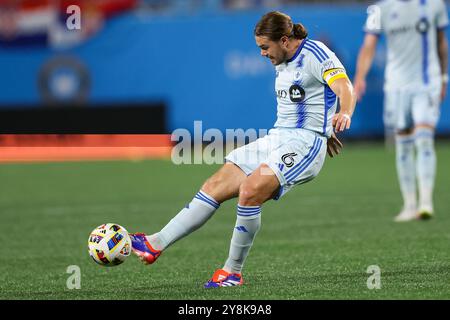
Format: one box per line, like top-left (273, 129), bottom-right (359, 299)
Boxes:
top-left (354, 0), bottom-right (448, 222)
top-left (130, 11), bottom-right (356, 288)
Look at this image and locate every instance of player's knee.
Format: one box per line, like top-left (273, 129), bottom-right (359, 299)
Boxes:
top-left (238, 181), bottom-right (263, 206)
top-left (397, 128), bottom-right (414, 136)
top-left (414, 127), bottom-right (434, 150)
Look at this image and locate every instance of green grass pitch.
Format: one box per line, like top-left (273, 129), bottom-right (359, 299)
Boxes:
top-left (1, 142), bottom-right (450, 300)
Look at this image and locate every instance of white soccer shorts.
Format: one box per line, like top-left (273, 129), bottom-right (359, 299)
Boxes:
top-left (384, 86), bottom-right (441, 131)
top-left (225, 127), bottom-right (327, 200)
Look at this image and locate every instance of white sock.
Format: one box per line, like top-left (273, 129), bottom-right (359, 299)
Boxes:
top-left (223, 205), bottom-right (261, 274)
top-left (395, 134), bottom-right (417, 210)
top-left (147, 191), bottom-right (220, 251)
top-left (415, 128), bottom-right (436, 210)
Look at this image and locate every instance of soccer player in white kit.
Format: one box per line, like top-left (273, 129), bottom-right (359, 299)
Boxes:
top-left (354, 0), bottom-right (448, 222)
top-left (129, 11), bottom-right (357, 287)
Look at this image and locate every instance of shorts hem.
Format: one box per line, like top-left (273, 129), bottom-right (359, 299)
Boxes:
top-left (263, 161), bottom-right (286, 188)
top-left (224, 158), bottom-right (252, 176)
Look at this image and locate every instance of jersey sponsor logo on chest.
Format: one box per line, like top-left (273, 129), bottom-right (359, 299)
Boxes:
top-left (277, 89), bottom-right (288, 99)
top-left (277, 84), bottom-right (305, 102)
top-left (289, 84), bottom-right (305, 103)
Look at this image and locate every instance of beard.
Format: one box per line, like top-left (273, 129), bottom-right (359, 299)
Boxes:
top-left (268, 50), bottom-right (288, 65)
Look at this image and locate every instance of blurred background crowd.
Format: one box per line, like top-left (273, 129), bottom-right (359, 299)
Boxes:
top-left (0, 0), bottom-right (448, 144)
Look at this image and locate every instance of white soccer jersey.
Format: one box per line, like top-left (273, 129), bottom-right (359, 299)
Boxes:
top-left (364, 0), bottom-right (449, 91)
top-left (274, 38), bottom-right (347, 138)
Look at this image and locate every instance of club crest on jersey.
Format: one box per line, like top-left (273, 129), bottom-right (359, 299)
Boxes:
top-left (289, 85), bottom-right (305, 102)
top-left (293, 71), bottom-right (302, 81)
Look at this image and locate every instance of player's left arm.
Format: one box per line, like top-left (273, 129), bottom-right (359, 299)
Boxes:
top-left (437, 29), bottom-right (448, 101)
top-left (327, 74), bottom-right (357, 132)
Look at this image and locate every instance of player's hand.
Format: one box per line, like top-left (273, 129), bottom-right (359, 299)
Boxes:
top-left (353, 77), bottom-right (366, 101)
top-left (327, 132), bottom-right (343, 158)
top-left (332, 112), bottom-right (351, 132)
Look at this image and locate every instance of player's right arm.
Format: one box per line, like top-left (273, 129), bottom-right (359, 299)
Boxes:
top-left (438, 29), bottom-right (448, 101)
top-left (436, 0), bottom-right (449, 101)
top-left (354, 3), bottom-right (383, 101)
top-left (354, 34), bottom-right (379, 101)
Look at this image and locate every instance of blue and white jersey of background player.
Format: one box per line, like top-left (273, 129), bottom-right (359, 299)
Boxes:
top-left (364, 0), bottom-right (448, 92)
top-left (274, 38), bottom-right (347, 138)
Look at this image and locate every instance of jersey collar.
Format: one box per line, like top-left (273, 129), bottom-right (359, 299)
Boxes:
top-left (286, 38), bottom-right (307, 64)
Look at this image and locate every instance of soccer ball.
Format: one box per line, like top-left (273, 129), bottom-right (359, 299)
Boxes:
top-left (88, 223), bottom-right (132, 267)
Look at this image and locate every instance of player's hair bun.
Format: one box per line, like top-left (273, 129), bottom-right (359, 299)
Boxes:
top-left (292, 23), bottom-right (308, 39)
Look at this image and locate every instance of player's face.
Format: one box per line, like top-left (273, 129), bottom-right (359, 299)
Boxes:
top-left (255, 36), bottom-right (289, 66)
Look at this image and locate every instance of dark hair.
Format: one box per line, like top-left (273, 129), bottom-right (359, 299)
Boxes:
top-left (254, 11), bottom-right (308, 41)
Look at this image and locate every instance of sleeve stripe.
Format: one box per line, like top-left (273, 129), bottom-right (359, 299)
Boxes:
top-left (305, 40), bottom-right (329, 59)
top-left (304, 46), bottom-right (324, 63)
top-left (304, 44), bottom-right (326, 61)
